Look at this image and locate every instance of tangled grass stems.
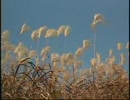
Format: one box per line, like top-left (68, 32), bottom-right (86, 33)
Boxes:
top-left (3, 61), bottom-right (128, 99)
top-left (2, 56), bottom-right (129, 99)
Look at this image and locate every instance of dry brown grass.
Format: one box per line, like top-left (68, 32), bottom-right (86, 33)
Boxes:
top-left (2, 57), bottom-right (129, 99)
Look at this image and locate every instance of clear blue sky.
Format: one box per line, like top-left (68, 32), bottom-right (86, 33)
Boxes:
top-left (2, 0), bottom-right (129, 71)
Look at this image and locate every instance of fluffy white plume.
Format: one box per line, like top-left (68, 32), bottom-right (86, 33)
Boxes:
top-left (91, 14), bottom-right (105, 31)
top-left (57, 25), bottom-right (66, 36)
top-left (51, 53), bottom-right (60, 61)
top-left (96, 53), bottom-right (102, 63)
top-left (14, 42), bottom-right (29, 60)
top-left (120, 53), bottom-right (126, 65)
top-left (45, 29), bottom-right (57, 38)
top-left (117, 43), bottom-right (123, 50)
top-left (126, 42), bottom-right (129, 49)
top-left (64, 26), bottom-right (71, 37)
top-left (91, 58), bottom-right (97, 67)
top-left (31, 30), bottom-right (39, 41)
top-left (38, 26), bottom-right (47, 38)
top-left (83, 40), bottom-right (91, 50)
top-left (109, 49), bottom-right (113, 56)
top-left (2, 30), bottom-right (10, 41)
top-left (40, 46), bottom-right (51, 56)
top-left (21, 24), bottom-right (31, 34)
top-left (66, 53), bottom-right (74, 60)
top-left (75, 47), bottom-right (85, 57)
top-left (29, 50), bottom-right (37, 58)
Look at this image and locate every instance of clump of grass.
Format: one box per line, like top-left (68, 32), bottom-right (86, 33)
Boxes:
top-left (2, 55), bottom-right (129, 99)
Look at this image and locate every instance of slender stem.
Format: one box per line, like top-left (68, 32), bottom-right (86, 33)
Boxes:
top-left (64, 38), bottom-right (66, 52)
top-left (94, 30), bottom-right (96, 58)
top-left (36, 39), bottom-right (39, 58)
top-left (30, 40), bottom-right (33, 50)
top-left (45, 38), bottom-right (47, 46)
top-left (55, 38), bottom-right (58, 51)
top-left (45, 38), bottom-right (48, 46)
top-left (93, 68), bottom-right (95, 99)
top-left (35, 39), bottom-right (39, 66)
top-left (73, 65), bottom-right (75, 79)
top-left (83, 62), bottom-right (84, 83)
top-left (31, 43), bottom-right (32, 50)
top-left (93, 29), bottom-right (96, 99)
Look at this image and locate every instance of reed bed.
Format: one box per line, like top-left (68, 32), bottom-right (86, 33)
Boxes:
top-left (2, 56), bottom-right (129, 99)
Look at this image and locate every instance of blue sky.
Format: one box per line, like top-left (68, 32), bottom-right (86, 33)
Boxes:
top-left (2, 0), bottom-right (129, 71)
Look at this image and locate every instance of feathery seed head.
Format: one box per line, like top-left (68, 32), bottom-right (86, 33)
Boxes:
top-left (96, 63), bottom-right (105, 76)
top-left (64, 26), bottom-right (71, 37)
top-left (83, 40), bottom-right (91, 50)
top-left (75, 47), bottom-right (85, 57)
top-left (96, 53), bottom-right (102, 63)
top-left (14, 42), bottom-right (24, 54)
top-left (57, 25), bottom-right (66, 36)
top-left (14, 42), bottom-right (29, 60)
top-left (21, 24), bottom-right (31, 34)
top-left (67, 59), bottom-right (74, 66)
top-left (66, 53), bottom-right (74, 60)
top-left (45, 29), bottom-right (57, 38)
top-left (41, 54), bottom-right (48, 61)
top-left (31, 30), bottom-right (39, 41)
top-left (60, 54), bottom-right (68, 66)
top-left (94, 14), bottom-right (104, 23)
top-left (2, 30), bottom-right (10, 41)
top-left (109, 49), bottom-right (113, 56)
top-left (91, 58), bottom-right (97, 67)
top-left (108, 56), bottom-right (116, 65)
top-left (74, 60), bottom-right (83, 69)
top-left (40, 46), bottom-right (51, 56)
top-left (29, 50), bottom-right (37, 58)
top-left (51, 53), bottom-right (60, 61)
top-left (38, 26), bottom-right (47, 38)
top-left (126, 42), bottom-right (129, 49)
top-left (91, 14), bottom-right (105, 31)
top-left (117, 43), bottom-right (123, 50)
top-left (120, 53), bottom-right (126, 65)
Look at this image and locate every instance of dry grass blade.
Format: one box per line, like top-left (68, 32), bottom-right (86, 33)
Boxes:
top-left (40, 94), bottom-right (48, 99)
top-left (20, 57), bottom-right (30, 63)
top-left (5, 92), bottom-right (12, 98)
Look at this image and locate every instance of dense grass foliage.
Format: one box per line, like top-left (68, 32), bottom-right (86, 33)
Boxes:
top-left (2, 56), bottom-right (129, 99)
